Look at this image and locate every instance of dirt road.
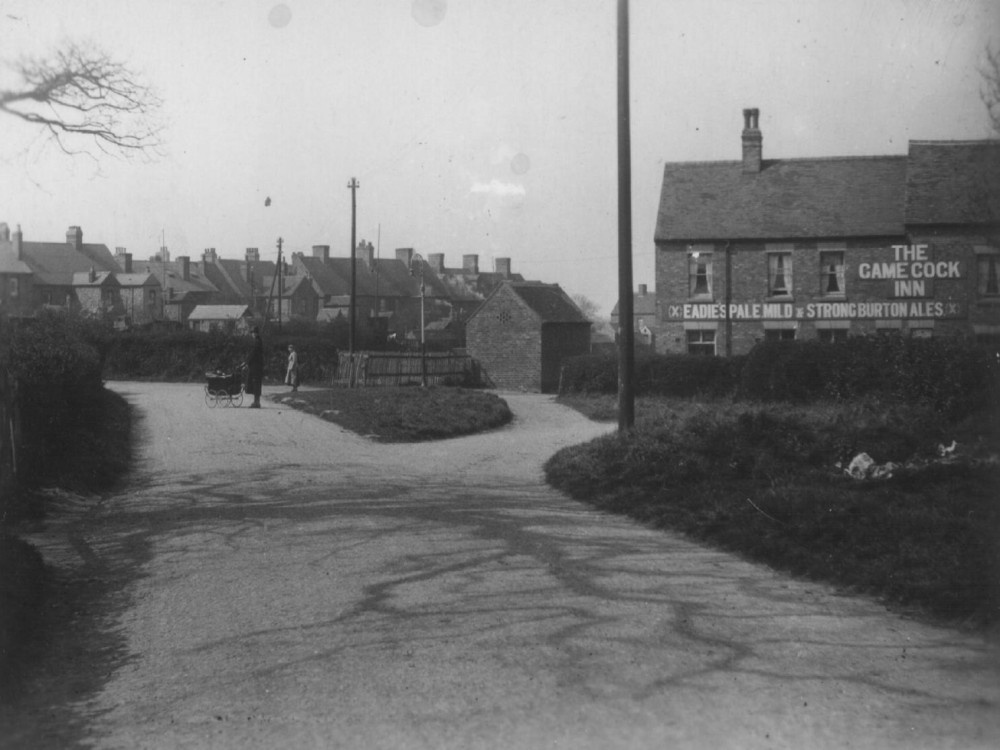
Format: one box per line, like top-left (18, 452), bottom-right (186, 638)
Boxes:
top-left (3, 382), bottom-right (999, 749)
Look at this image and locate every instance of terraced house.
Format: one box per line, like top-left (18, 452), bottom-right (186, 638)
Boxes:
top-left (653, 109), bottom-right (1000, 355)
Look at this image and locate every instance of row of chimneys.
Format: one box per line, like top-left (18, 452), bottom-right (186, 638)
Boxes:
top-left (1, 223), bottom-right (84, 261)
top-left (309, 244), bottom-right (513, 278)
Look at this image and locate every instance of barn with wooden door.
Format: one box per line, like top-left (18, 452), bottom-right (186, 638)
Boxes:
top-left (466, 281), bottom-right (591, 392)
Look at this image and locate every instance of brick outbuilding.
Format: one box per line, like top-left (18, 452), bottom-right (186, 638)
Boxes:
top-left (466, 281), bottom-right (591, 393)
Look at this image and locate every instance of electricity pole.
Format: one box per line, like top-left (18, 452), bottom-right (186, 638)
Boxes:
top-left (617, 0), bottom-right (635, 431)
top-left (276, 236), bottom-right (283, 333)
top-left (348, 177), bottom-right (359, 354)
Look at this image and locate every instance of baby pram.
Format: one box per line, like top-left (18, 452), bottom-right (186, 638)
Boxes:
top-left (204, 365), bottom-right (246, 408)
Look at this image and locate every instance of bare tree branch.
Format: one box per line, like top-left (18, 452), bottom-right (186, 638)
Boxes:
top-left (0, 40), bottom-right (163, 160)
top-left (982, 43), bottom-right (1000, 137)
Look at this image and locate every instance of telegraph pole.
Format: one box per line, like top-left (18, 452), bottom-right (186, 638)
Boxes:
top-left (616, 0), bottom-right (635, 431)
top-left (348, 177), bottom-right (359, 354)
top-left (276, 236), bottom-right (283, 332)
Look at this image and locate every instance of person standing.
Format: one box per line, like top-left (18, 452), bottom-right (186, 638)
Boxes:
top-left (246, 327), bottom-right (264, 408)
top-left (285, 344), bottom-right (299, 392)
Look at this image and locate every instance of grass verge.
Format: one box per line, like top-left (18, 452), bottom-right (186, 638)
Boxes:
top-left (270, 386), bottom-right (513, 442)
top-left (546, 395), bottom-right (1000, 632)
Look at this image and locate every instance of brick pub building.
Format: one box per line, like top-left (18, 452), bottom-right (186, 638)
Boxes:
top-left (653, 109), bottom-right (1000, 355)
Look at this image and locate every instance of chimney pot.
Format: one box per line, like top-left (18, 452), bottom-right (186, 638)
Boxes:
top-left (67, 225), bottom-right (83, 251)
top-left (395, 247), bottom-right (414, 266)
top-left (741, 107), bottom-right (763, 174)
top-left (245, 247), bottom-right (260, 263)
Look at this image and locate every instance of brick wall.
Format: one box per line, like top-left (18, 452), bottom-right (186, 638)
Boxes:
top-left (654, 235), bottom-right (1000, 355)
top-left (466, 285), bottom-right (542, 390)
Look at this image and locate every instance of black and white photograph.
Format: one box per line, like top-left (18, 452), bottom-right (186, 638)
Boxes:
top-left (1, 0), bottom-right (998, 747)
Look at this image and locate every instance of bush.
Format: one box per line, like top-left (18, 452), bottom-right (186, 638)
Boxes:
top-left (560, 352), bottom-right (743, 398)
top-left (5, 311), bottom-right (108, 484)
top-left (738, 336), bottom-right (999, 418)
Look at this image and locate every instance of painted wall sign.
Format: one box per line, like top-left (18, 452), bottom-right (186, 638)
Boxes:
top-left (666, 301), bottom-right (963, 321)
top-left (857, 245), bottom-right (962, 298)
top-left (664, 244), bottom-right (966, 321)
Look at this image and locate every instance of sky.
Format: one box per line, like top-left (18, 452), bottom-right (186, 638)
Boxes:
top-left (1, 0), bottom-right (997, 317)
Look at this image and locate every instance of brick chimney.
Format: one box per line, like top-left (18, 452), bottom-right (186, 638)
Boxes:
top-left (462, 254), bottom-right (479, 274)
top-left (245, 247), bottom-right (260, 262)
top-left (178, 255), bottom-right (190, 281)
top-left (67, 225), bottom-right (83, 252)
top-left (357, 240), bottom-right (374, 268)
top-left (395, 247), bottom-right (414, 266)
top-left (495, 257), bottom-right (511, 278)
top-left (428, 253), bottom-right (445, 273)
top-left (202, 247), bottom-right (218, 264)
top-left (12, 224), bottom-right (22, 260)
top-left (638, 284), bottom-right (647, 296)
top-left (116, 247), bottom-right (133, 273)
top-left (312, 245), bottom-right (330, 262)
top-left (0, 223), bottom-right (8, 241)
top-left (742, 108), bottom-right (762, 174)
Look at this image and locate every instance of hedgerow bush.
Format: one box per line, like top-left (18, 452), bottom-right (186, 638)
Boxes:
top-left (738, 336), bottom-right (999, 417)
top-left (564, 336), bottom-right (998, 419)
top-left (4, 311), bottom-right (110, 484)
top-left (560, 352), bottom-right (743, 398)
top-left (104, 329), bottom-right (340, 383)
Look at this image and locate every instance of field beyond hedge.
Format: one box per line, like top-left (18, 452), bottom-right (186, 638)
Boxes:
top-left (546, 395), bottom-right (1000, 632)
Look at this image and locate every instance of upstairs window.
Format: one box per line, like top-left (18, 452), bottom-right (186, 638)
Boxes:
top-left (8, 278), bottom-right (19, 300)
top-left (978, 251), bottom-right (999, 297)
top-left (687, 249), bottom-right (712, 299)
top-left (820, 251), bottom-right (845, 296)
top-left (768, 253), bottom-right (792, 297)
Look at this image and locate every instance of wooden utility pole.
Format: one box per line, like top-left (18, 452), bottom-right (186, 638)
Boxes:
top-left (348, 177), bottom-right (359, 354)
top-left (276, 236), bottom-right (283, 332)
top-left (617, 0), bottom-right (635, 431)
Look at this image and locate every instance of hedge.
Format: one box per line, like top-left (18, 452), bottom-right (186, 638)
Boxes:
top-left (561, 336), bottom-right (999, 418)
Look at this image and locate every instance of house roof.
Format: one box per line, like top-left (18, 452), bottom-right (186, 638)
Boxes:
top-left (476, 281), bottom-right (589, 324)
top-left (148, 259), bottom-right (219, 298)
top-left (611, 289), bottom-right (657, 319)
top-left (72, 270), bottom-right (118, 287)
top-left (19, 242), bottom-right (122, 285)
top-left (904, 140), bottom-right (1000, 226)
top-left (0, 244), bottom-right (32, 274)
top-left (211, 258), bottom-right (277, 299)
top-left (115, 272), bottom-right (160, 287)
top-left (188, 305), bottom-right (251, 321)
top-left (656, 155), bottom-right (907, 242)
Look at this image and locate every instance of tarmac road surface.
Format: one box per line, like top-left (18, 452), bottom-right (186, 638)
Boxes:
top-left (3, 381), bottom-right (999, 749)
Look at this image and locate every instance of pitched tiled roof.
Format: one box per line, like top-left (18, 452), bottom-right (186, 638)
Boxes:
top-left (0, 244), bottom-right (32, 274)
top-left (509, 282), bottom-right (590, 324)
top-left (115, 272), bottom-right (159, 287)
top-left (905, 140), bottom-right (1000, 225)
top-left (655, 155), bottom-right (907, 242)
top-left (20, 242), bottom-right (121, 284)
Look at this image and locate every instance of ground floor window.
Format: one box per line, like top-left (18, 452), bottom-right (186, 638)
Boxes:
top-left (686, 329), bottom-right (716, 355)
top-left (817, 328), bottom-right (848, 343)
top-left (764, 328), bottom-right (796, 342)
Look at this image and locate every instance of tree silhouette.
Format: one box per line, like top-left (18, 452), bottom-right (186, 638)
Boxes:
top-left (0, 41), bottom-right (162, 159)
top-left (983, 43), bottom-right (1000, 136)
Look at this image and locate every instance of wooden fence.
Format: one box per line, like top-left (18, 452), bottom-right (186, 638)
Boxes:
top-left (336, 351), bottom-right (477, 387)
